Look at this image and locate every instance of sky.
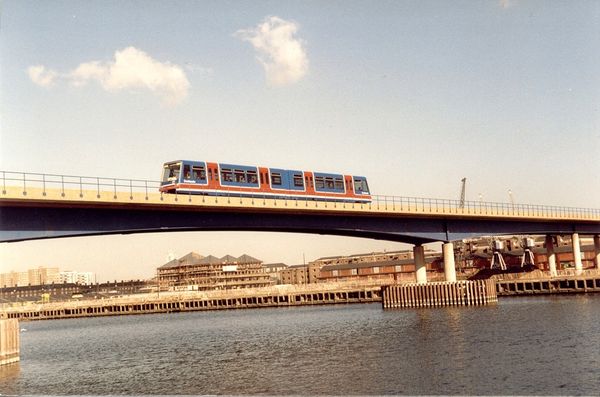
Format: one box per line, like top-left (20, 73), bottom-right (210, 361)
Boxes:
top-left (1, 0), bottom-right (599, 282)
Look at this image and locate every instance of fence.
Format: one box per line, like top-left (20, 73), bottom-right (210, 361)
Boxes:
top-left (2, 170), bottom-right (599, 219)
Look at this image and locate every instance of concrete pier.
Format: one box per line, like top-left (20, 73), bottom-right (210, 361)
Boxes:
top-left (0, 319), bottom-right (19, 365)
top-left (443, 242), bottom-right (457, 282)
top-left (414, 245), bottom-right (427, 284)
top-left (572, 233), bottom-right (583, 274)
top-left (594, 235), bottom-right (600, 269)
top-left (546, 235), bottom-right (557, 277)
top-left (382, 279), bottom-right (497, 309)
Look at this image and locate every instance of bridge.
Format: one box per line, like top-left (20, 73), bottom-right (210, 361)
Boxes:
top-left (2, 171), bottom-right (600, 284)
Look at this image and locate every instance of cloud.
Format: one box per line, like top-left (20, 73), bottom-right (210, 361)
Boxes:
top-left (27, 65), bottom-right (58, 87)
top-left (499, 0), bottom-right (516, 9)
top-left (236, 16), bottom-right (308, 86)
top-left (27, 47), bottom-right (190, 105)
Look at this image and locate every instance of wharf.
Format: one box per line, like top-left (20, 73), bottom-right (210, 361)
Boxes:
top-left (495, 269), bottom-right (600, 296)
top-left (0, 281), bottom-right (384, 321)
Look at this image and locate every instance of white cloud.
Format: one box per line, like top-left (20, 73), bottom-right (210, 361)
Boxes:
top-left (500, 0), bottom-right (516, 9)
top-left (69, 47), bottom-right (190, 105)
top-left (27, 65), bottom-right (58, 87)
top-left (27, 47), bottom-right (190, 106)
top-left (236, 16), bottom-right (308, 86)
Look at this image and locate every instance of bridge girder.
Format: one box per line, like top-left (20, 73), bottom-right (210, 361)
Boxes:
top-left (1, 205), bottom-right (599, 244)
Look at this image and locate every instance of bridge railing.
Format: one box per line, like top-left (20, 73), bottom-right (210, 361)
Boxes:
top-left (369, 195), bottom-right (600, 219)
top-left (1, 171), bottom-right (162, 200)
top-left (2, 171), bottom-right (599, 219)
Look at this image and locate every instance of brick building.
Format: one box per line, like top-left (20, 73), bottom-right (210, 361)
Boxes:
top-left (279, 250), bottom-right (444, 285)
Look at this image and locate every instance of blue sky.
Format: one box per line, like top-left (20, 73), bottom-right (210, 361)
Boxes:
top-left (1, 1), bottom-right (599, 281)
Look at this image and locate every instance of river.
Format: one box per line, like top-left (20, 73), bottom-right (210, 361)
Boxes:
top-left (1, 295), bottom-right (599, 395)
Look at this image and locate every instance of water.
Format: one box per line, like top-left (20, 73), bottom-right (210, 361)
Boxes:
top-left (1, 295), bottom-right (599, 395)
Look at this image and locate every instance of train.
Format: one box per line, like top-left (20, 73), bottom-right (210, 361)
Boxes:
top-left (160, 160), bottom-right (371, 203)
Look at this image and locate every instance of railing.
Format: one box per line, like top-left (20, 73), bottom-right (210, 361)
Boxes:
top-left (1, 170), bottom-right (600, 219)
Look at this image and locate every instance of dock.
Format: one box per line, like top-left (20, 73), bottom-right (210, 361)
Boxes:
top-left (0, 282), bottom-right (383, 321)
top-left (495, 270), bottom-right (600, 296)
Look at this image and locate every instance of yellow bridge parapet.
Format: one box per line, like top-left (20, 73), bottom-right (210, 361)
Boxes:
top-left (2, 185), bottom-right (599, 222)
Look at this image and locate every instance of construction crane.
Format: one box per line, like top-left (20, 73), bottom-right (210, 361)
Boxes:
top-left (459, 178), bottom-right (466, 208)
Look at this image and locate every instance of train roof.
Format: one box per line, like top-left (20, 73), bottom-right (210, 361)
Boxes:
top-left (163, 160), bottom-right (368, 178)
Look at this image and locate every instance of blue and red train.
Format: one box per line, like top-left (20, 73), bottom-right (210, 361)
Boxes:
top-left (160, 160), bottom-right (371, 203)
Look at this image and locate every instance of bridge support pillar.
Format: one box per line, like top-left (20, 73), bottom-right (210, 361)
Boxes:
top-left (443, 242), bottom-right (456, 282)
top-left (545, 235), bottom-right (557, 277)
top-left (594, 235), bottom-right (600, 270)
top-left (414, 245), bottom-right (427, 284)
top-left (572, 233), bottom-right (583, 274)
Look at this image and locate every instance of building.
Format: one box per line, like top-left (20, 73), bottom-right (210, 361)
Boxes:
top-left (0, 267), bottom-right (60, 287)
top-left (157, 253), bottom-right (273, 290)
top-left (263, 263), bottom-right (288, 284)
top-left (280, 265), bottom-right (308, 285)
top-left (60, 271), bottom-right (95, 285)
top-left (319, 253), bottom-right (444, 283)
top-left (278, 250), bottom-right (444, 285)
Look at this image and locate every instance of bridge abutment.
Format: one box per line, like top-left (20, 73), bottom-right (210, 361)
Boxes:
top-left (443, 242), bottom-right (457, 282)
top-left (414, 245), bottom-right (427, 284)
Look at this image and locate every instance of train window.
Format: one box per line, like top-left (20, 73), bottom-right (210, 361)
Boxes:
top-left (354, 178), bottom-right (370, 193)
top-left (192, 166), bottom-right (206, 180)
top-left (271, 172), bottom-right (282, 186)
top-left (221, 168), bottom-right (233, 182)
top-left (325, 177), bottom-right (334, 189)
top-left (247, 170), bottom-right (258, 184)
top-left (315, 176), bottom-right (324, 189)
top-left (183, 165), bottom-right (192, 179)
top-left (293, 174), bottom-right (304, 188)
top-left (234, 169), bottom-right (246, 183)
top-left (208, 169), bottom-right (213, 180)
top-left (162, 163), bottom-right (181, 182)
top-left (334, 178), bottom-right (344, 190)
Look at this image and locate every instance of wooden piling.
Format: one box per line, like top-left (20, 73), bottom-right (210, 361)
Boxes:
top-left (382, 280), bottom-right (497, 309)
top-left (0, 319), bottom-right (19, 365)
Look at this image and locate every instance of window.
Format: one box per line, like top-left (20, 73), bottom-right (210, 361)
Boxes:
top-left (192, 166), bottom-right (206, 180)
top-left (315, 176), bottom-right (325, 189)
top-left (354, 178), bottom-right (370, 193)
top-left (373, 267), bottom-right (380, 274)
top-left (395, 265), bottom-right (402, 272)
top-left (351, 269), bottom-right (357, 275)
top-left (332, 270), bottom-right (338, 277)
top-left (234, 169), bottom-right (246, 183)
top-left (325, 177), bottom-right (334, 189)
top-left (162, 163), bottom-right (181, 182)
top-left (247, 170), bottom-right (258, 184)
top-left (334, 178), bottom-right (344, 190)
top-left (293, 174), bottom-right (304, 188)
top-left (271, 173), bottom-right (282, 185)
top-left (183, 165), bottom-right (191, 179)
top-left (221, 168), bottom-right (233, 182)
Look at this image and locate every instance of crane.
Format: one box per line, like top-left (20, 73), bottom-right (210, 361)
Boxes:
top-left (459, 177), bottom-right (466, 208)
